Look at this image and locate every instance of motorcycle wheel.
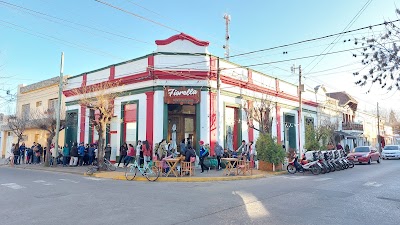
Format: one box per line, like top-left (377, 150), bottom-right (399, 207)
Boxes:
top-left (287, 164), bottom-right (297, 174)
top-left (329, 164), bottom-right (335, 172)
top-left (348, 160), bottom-right (354, 168)
top-left (311, 165), bottom-right (321, 175)
top-left (335, 163), bottom-right (341, 171)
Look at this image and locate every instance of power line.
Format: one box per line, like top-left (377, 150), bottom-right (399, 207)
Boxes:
top-left (304, 0), bottom-right (373, 73)
top-left (0, 0), bottom-right (151, 44)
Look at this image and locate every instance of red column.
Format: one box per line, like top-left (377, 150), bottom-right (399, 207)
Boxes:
top-left (276, 105), bottom-right (281, 144)
top-left (146, 91), bottom-right (154, 145)
top-left (109, 66), bottom-right (115, 80)
top-left (80, 105), bottom-right (86, 143)
top-left (210, 92), bottom-right (217, 156)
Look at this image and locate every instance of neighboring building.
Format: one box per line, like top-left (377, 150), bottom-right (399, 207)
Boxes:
top-left (0, 77), bottom-right (66, 156)
top-left (63, 33), bottom-right (319, 161)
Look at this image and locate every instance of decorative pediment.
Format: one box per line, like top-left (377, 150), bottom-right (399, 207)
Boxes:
top-left (155, 33), bottom-right (209, 46)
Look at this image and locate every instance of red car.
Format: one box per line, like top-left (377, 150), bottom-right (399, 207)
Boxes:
top-left (347, 146), bottom-right (381, 164)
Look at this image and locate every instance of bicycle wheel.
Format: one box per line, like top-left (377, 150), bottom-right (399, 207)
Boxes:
top-left (144, 165), bottom-right (160, 182)
top-left (125, 166), bottom-right (138, 181)
top-left (86, 167), bottom-right (96, 175)
top-left (4, 157), bottom-right (10, 165)
top-left (104, 159), bottom-right (116, 171)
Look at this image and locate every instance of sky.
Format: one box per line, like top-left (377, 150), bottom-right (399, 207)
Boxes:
top-left (0, 0), bottom-right (399, 116)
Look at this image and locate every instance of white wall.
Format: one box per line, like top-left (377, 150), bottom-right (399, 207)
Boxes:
top-left (153, 91), bottom-right (164, 149)
top-left (67, 76), bottom-right (82, 90)
top-left (115, 58), bottom-right (148, 78)
top-left (252, 71), bottom-right (276, 90)
top-left (200, 91), bottom-right (210, 145)
top-left (154, 55), bottom-right (209, 71)
top-left (86, 69), bottom-right (109, 86)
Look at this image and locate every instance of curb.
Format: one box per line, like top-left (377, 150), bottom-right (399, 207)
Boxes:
top-left (89, 172), bottom-right (270, 182)
top-left (9, 165), bottom-right (84, 175)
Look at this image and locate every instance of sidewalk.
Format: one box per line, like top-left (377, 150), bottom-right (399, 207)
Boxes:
top-left (1, 160), bottom-right (286, 182)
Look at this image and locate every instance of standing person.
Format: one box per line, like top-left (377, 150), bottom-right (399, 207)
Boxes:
top-left (124, 144), bottom-right (135, 167)
top-left (214, 142), bottom-right (224, 170)
top-left (49, 144), bottom-right (55, 166)
top-left (62, 144), bottom-right (70, 167)
top-left (38, 144), bottom-right (43, 164)
top-left (88, 144), bottom-right (95, 165)
top-left (136, 140), bottom-right (142, 165)
top-left (156, 139), bottom-right (167, 160)
top-left (249, 141), bottom-right (255, 168)
top-left (117, 142), bottom-right (128, 167)
top-left (27, 147), bottom-right (33, 164)
top-left (236, 140), bottom-right (247, 158)
top-left (13, 144), bottom-right (20, 165)
top-left (142, 140), bottom-right (151, 168)
top-left (199, 141), bottom-right (209, 173)
top-left (180, 139), bottom-right (186, 156)
top-left (33, 144), bottom-right (40, 164)
top-left (69, 142), bottom-right (78, 166)
top-left (19, 143), bottom-right (26, 164)
top-left (104, 144), bottom-right (111, 161)
top-left (77, 143), bottom-right (85, 166)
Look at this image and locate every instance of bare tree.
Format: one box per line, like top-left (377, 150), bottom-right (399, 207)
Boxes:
top-left (243, 96), bottom-right (273, 135)
top-left (30, 108), bottom-right (65, 167)
top-left (71, 81), bottom-right (120, 169)
top-left (353, 10), bottom-right (400, 91)
top-left (7, 115), bottom-right (28, 148)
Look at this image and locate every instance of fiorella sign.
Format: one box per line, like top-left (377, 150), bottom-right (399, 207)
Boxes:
top-left (164, 87), bottom-right (201, 105)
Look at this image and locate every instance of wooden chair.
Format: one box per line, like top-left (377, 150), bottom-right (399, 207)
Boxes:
top-left (237, 160), bottom-right (252, 176)
top-left (153, 160), bottom-right (163, 174)
top-left (180, 157), bottom-right (195, 177)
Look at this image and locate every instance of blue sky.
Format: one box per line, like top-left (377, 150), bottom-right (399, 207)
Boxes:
top-left (0, 0), bottom-right (399, 115)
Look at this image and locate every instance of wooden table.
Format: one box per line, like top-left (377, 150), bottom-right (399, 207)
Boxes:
top-left (165, 158), bottom-right (181, 177)
top-left (222, 158), bottom-right (238, 176)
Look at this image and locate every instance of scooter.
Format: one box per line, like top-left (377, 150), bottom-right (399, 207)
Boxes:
top-left (287, 156), bottom-right (321, 175)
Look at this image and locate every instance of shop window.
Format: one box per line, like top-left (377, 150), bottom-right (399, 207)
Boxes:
top-left (36, 101), bottom-right (42, 107)
top-left (123, 103), bottom-right (137, 146)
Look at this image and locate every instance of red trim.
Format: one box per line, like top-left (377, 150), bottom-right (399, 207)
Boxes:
top-left (82, 74), bottom-right (87, 87)
top-left (155, 33), bottom-right (209, 46)
top-left (80, 105), bottom-right (86, 143)
top-left (248, 100), bottom-right (254, 142)
top-left (109, 66), bottom-right (115, 80)
top-left (146, 91), bottom-right (154, 145)
top-left (110, 131), bottom-right (117, 134)
top-left (147, 55), bottom-right (154, 72)
top-left (247, 69), bottom-right (253, 84)
top-left (233, 107), bottom-right (239, 150)
top-left (276, 105), bottom-right (281, 144)
top-left (210, 92), bottom-right (217, 156)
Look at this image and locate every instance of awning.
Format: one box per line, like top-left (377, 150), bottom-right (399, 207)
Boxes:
top-left (334, 131), bottom-right (356, 139)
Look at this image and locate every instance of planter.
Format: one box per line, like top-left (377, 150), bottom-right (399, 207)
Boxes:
top-left (258, 160), bottom-right (283, 171)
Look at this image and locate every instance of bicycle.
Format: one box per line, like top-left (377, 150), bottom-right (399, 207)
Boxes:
top-left (86, 158), bottom-right (116, 175)
top-left (125, 159), bottom-right (160, 182)
top-left (3, 152), bottom-right (13, 165)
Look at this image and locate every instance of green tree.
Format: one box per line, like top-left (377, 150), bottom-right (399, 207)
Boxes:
top-left (256, 133), bottom-right (285, 165)
top-left (304, 123), bottom-right (320, 151)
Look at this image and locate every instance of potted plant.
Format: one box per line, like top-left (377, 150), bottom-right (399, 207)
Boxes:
top-left (256, 133), bottom-right (286, 171)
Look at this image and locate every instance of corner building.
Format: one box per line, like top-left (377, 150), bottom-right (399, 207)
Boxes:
top-left (63, 33), bottom-right (318, 162)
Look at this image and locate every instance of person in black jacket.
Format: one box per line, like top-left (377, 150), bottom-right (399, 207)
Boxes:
top-left (185, 146), bottom-right (196, 162)
top-left (69, 142), bottom-right (79, 166)
top-left (117, 143), bottom-right (128, 167)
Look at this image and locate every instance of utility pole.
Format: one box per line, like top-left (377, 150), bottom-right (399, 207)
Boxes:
top-left (292, 65), bottom-right (303, 157)
top-left (377, 102), bottom-right (381, 152)
top-left (223, 13), bottom-right (231, 60)
top-left (216, 57), bottom-right (221, 146)
top-left (54, 52), bottom-right (64, 166)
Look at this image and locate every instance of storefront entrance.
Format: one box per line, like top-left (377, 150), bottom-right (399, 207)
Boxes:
top-left (167, 104), bottom-right (196, 152)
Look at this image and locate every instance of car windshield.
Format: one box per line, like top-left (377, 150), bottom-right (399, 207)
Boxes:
top-left (353, 147), bottom-right (370, 152)
top-left (384, 146), bottom-right (399, 150)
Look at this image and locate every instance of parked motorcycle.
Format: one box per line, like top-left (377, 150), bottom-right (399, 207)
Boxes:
top-left (287, 156), bottom-right (321, 175)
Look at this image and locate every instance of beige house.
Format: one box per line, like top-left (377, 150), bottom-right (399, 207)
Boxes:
top-left (1, 77), bottom-right (66, 158)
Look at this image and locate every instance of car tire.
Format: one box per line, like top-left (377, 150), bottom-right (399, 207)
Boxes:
top-left (368, 157), bottom-right (371, 165)
top-left (377, 157), bottom-right (381, 164)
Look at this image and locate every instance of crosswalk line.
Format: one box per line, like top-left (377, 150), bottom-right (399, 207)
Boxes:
top-left (363, 181), bottom-right (382, 187)
top-left (33, 180), bottom-right (54, 186)
top-left (1, 183), bottom-right (26, 190)
top-left (84, 177), bottom-right (103, 181)
top-left (314, 178), bottom-right (333, 181)
top-left (281, 176), bottom-right (307, 180)
top-left (59, 179), bottom-right (79, 184)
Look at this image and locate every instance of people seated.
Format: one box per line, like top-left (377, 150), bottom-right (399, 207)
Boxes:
top-left (185, 146), bottom-right (196, 162)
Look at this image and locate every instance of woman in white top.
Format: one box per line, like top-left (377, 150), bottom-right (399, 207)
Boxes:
top-left (136, 140), bottom-right (142, 165)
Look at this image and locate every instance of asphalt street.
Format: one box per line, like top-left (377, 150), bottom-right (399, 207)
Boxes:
top-left (1, 159), bottom-right (400, 225)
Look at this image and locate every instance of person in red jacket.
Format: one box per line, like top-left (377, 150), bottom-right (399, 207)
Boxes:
top-left (142, 140), bottom-right (152, 168)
